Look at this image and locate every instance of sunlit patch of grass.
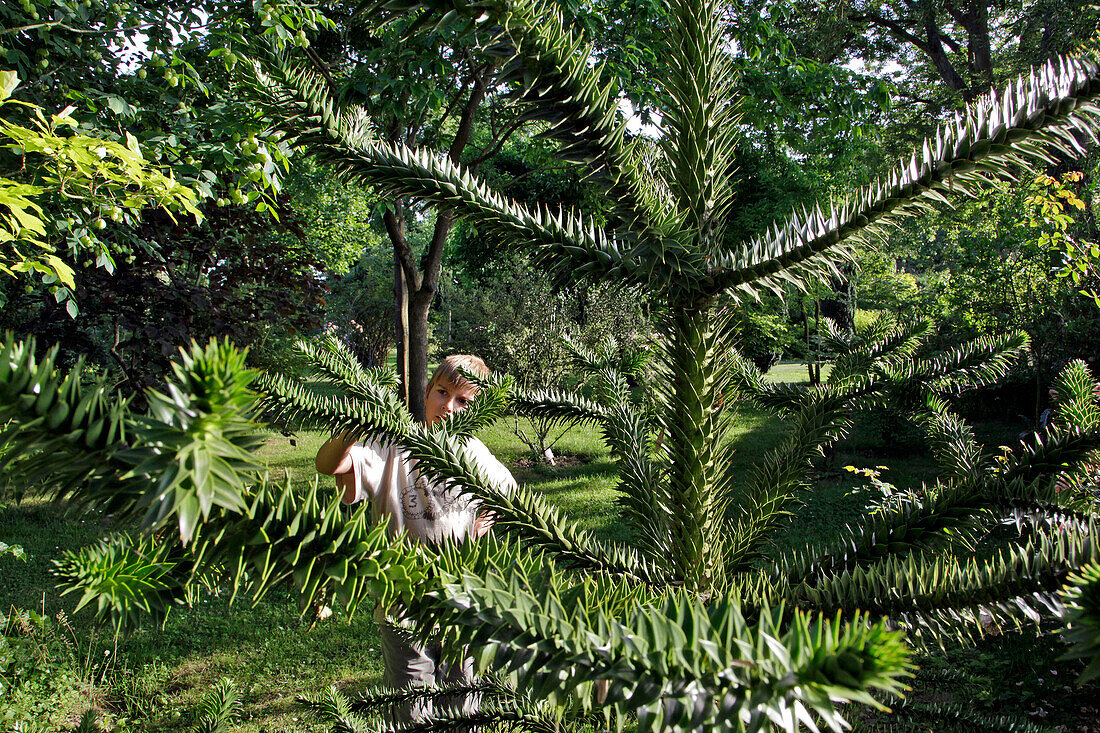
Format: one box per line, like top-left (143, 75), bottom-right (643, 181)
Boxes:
top-left (764, 361), bottom-right (832, 384)
top-left (256, 428), bottom-right (327, 477)
top-left (476, 416), bottom-right (610, 466)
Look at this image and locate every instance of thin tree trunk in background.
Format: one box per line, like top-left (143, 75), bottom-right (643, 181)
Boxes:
top-left (813, 298), bottom-right (822, 385)
top-left (407, 290), bottom-right (433, 423)
top-left (386, 200), bottom-right (413, 408)
top-left (803, 301), bottom-right (815, 385)
top-left (1033, 344), bottom-right (1045, 429)
top-left (394, 255), bottom-right (409, 406)
top-left (798, 294), bottom-right (827, 385)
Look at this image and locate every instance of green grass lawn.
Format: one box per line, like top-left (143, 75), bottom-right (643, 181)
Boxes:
top-left (1, 365), bottom-right (1094, 731)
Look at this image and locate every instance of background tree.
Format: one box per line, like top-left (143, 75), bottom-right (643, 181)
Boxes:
top-left (865, 168), bottom-right (1100, 423)
top-left (0, 71), bottom-right (200, 314)
top-left (0, 2), bottom-right (352, 391)
top-left (438, 252), bottom-right (651, 463)
top-left (780, 0), bottom-right (1100, 105)
top-left (769, 0), bottom-right (1100, 424)
top-left (285, 5), bottom-right (532, 420)
top-left (2, 199), bottom-right (333, 395)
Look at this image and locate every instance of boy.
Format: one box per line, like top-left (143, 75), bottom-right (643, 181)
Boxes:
top-left (314, 354), bottom-right (515, 711)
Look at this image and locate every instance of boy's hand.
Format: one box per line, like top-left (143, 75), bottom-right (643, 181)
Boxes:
top-left (472, 510), bottom-right (496, 538)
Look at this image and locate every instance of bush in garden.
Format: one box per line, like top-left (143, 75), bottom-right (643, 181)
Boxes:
top-left (728, 306), bottom-right (793, 373)
top-left (437, 253), bottom-right (651, 463)
top-left (3, 0), bottom-right (1100, 731)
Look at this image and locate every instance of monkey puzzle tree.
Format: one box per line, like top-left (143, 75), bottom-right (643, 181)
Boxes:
top-left (4, 0), bottom-right (1100, 730)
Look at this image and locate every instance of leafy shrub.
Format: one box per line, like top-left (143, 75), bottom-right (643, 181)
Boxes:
top-left (437, 254), bottom-right (651, 462)
top-left (728, 307), bottom-right (794, 373)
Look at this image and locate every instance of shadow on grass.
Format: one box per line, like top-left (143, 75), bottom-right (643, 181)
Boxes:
top-left (512, 458), bottom-right (616, 486)
top-left (0, 499), bottom-right (111, 615)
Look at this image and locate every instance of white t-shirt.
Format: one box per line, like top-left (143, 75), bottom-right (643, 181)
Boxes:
top-left (346, 437), bottom-right (516, 544)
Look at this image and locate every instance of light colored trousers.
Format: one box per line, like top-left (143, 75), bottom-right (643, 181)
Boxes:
top-left (380, 622), bottom-right (479, 725)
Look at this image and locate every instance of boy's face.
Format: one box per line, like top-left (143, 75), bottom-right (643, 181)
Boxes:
top-left (425, 377), bottom-right (478, 426)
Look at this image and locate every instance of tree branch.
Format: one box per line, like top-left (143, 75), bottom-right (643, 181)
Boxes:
top-left (383, 200), bottom-right (420, 289)
top-left (447, 62), bottom-right (492, 163)
top-left (923, 11), bottom-right (970, 98)
top-left (939, 32), bottom-right (962, 54)
top-left (940, 0), bottom-right (967, 28)
top-left (303, 45), bottom-right (339, 96)
top-left (850, 10), bottom-right (928, 52)
top-left (471, 116), bottom-right (525, 168)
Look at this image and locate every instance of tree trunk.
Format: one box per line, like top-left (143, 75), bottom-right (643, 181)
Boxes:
top-left (406, 288), bottom-right (434, 423)
top-left (804, 302), bottom-right (813, 384)
top-left (813, 298), bottom-right (822, 385)
top-left (667, 303), bottom-right (723, 593)
top-left (394, 253), bottom-right (409, 406)
top-left (379, 64), bottom-right (493, 419)
top-left (924, 15), bottom-right (972, 100)
top-left (964, 2), bottom-right (994, 93)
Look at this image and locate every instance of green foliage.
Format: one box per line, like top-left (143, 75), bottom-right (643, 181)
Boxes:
top-left (129, 340), bottom-right (263, 541)
top-left (7, 1), bottom-right (1100, 730)
top-left (852, 251), bottom-right (919, 316)
top-left (438, 254), bottom-right (651, 462)
top-left (1025, 170), bottom-right (1099, 306)
top-left (0, 3), bottom-right (343, 391)
top-left (725, 317), bottom-right (1100, 653)
top-left (0, 606), bottom-right (115, 732)
top-left (1046, 359), bottom-right (1100, 518)
top-left (439, 255), bottom-right (648, 386)
top-left (16, 332), bottom-right (910, 730)
top-left (1060, 562), bottom-right (1100, 683)
top-left (194, 678), bottom-right (244, 733)
top-left (0, 540), bottom-right (25, 560)
top-left (860, 162), bottom-right (1100, 424)
top-left (1052, 359), bottom-right (1100, 432)
top-left (73, 708), bottom-right (103, 733)
top-left (780, 0), bottom-right (1100, 109)
top-left (860, 699), bottom-right (1059, 733)
top-left (729, 304), bottom-right (796, 372)
top-left (0, 334), bottom-right (265, 544)
top-left (301, 677), bottom-right (574, 733)
top-left (0, 0), bottom-right (308, 209)
top-left (7, 196), bottom-right (333, 397)
top-left (0, 71), bottom-right (200, 312)
top-left (54, 532), bottom-right (187, 633)
top-left (323, 246), bottom-right (394, 370)
top-left (274, 163), bottom-right (387, 373)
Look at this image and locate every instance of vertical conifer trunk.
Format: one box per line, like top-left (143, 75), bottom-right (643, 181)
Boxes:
top-left (666, 302), bottom-right (723, 592)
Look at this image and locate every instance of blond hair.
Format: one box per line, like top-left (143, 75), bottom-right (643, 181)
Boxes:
top-left (427, 354), bottom-right (490, 392)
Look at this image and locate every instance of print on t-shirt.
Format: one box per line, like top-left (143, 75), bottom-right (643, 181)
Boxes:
top-left (400, 473), bottom-right (467, 521)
